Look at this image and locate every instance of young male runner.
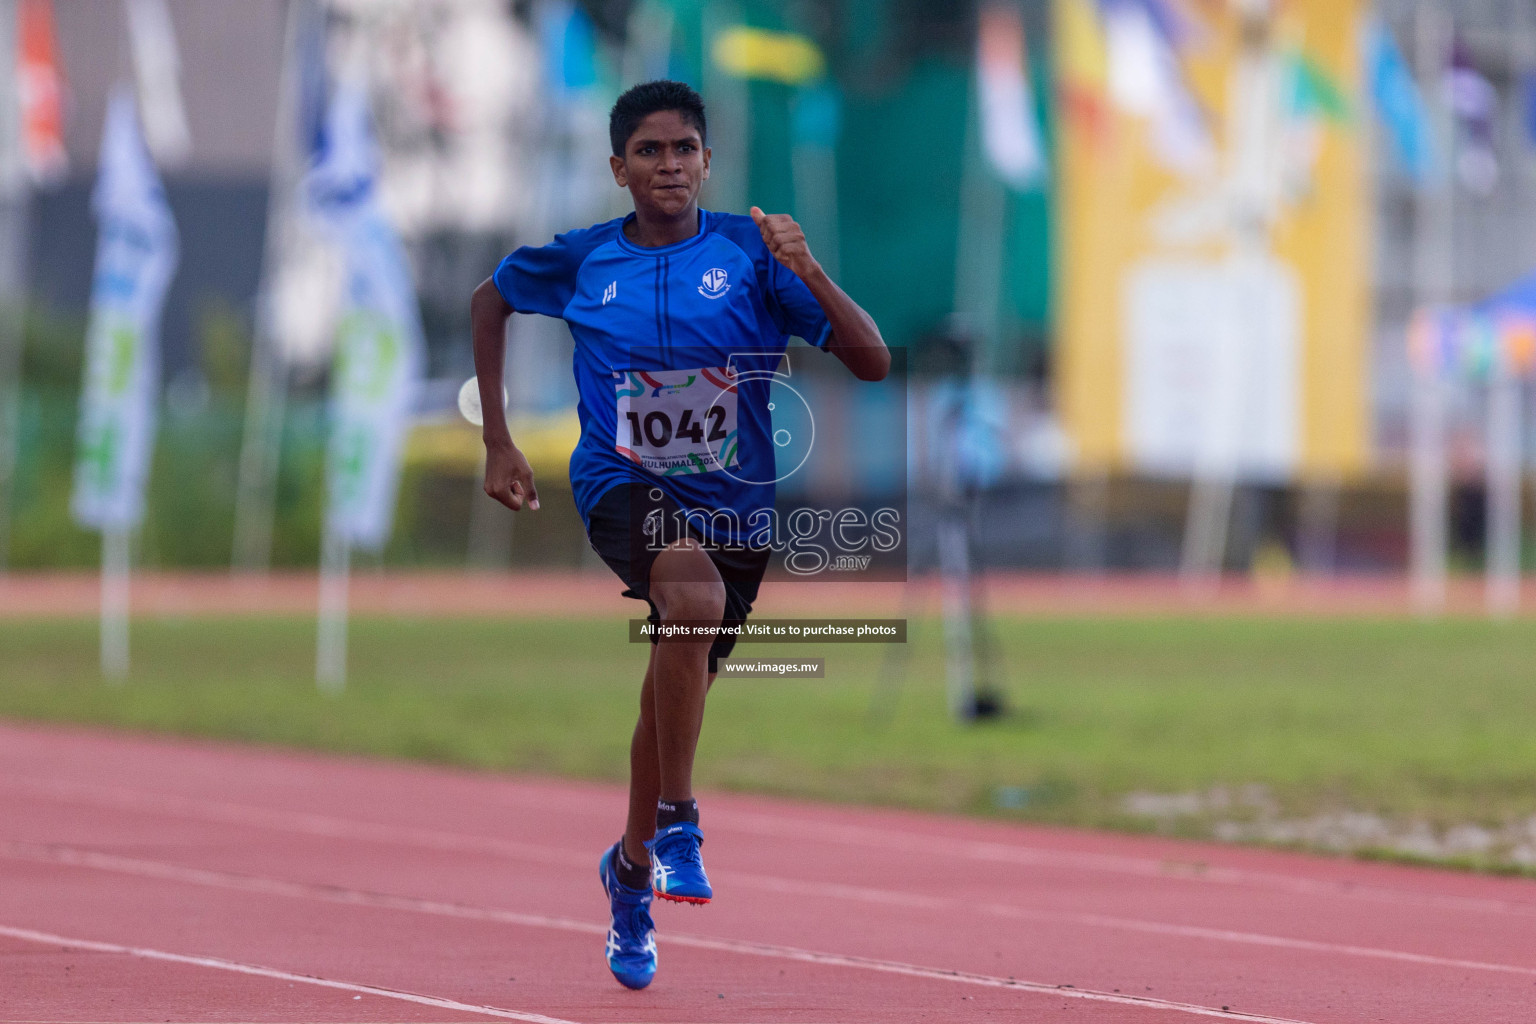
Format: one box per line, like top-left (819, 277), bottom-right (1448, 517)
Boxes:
top-left (469, 80), bottom-right (887, 990)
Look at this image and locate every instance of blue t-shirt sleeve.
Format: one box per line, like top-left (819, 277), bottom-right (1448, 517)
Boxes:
top-left (711, 212), bottom-right (833, 348)
top-left (492, 239), bottom-right (578, 318)
top-left (492, 220), bottom-right (619, 318)
top-left (769, 258), bottom-right (834, 349)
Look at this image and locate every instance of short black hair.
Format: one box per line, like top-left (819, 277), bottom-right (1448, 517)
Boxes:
top-left (608, 80), bottom-right (706, 157)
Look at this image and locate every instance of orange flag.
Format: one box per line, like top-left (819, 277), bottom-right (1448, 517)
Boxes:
top-left (18, 0), bottom-right (68, 184)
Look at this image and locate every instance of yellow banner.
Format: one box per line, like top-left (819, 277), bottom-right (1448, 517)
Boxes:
top-left (1054, 0), bottom-right (1371, 480)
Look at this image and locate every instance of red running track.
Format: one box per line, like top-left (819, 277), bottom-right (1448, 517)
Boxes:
top-left (2, 721), bottom-right (1534, 1023)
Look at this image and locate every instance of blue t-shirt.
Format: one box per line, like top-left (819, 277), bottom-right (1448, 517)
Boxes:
top-left (493, 209), bottom-right (832, 544)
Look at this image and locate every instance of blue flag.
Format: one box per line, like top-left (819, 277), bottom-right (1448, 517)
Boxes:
top-left (304, 82), bottom-right (425, 551)
top-left (541, 1), bottom-right (598, 96)
top-left (1364, 18), bottom-right (1434, 184)
top-left (72, 89), bottom-right (179, 530)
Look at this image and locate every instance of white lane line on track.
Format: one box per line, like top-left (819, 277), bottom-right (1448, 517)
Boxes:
top-left (713, 810), bottom-right (1536, 919)
top-left (6, 783), bottom-right (1536, 980)
top-left (1, 846), bottom-right (1309, 1024)
top-left (738, 872), bottom-right (1536, 978)
top-left (6, 773), bottom-right (1533, 920)
top-left (0, 923), bottom-right (581, 1024)
top-left (13, 841), bottom-right (1536, 985)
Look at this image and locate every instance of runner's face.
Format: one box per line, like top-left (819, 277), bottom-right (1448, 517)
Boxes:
top-left (610, 110), bottom-right (709, 218)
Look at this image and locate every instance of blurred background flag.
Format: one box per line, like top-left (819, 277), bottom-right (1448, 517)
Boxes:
top-left (976, 2), bottom-right (1047, 190)
top-left (16, 0), bottom-right (65, 184)
top-left (1100, 0), bottom-right (1214, 176)
top-left (1057, 0), bottom-right (1111, 140)
top-left (71, 87), bottom-right (178, 679)
top-left (71, 88), bottom-right (178, 533)
top-left (304, 81), bottom-right (425, 553)
top-left (123, 0), bottom-right (190, 168)
top-left (1283, 50), bottom-right (1351, 124)
top-left (292, 0), bottom-right (327, 157)
top-left (711, 25), bottom-right (825, 87)
top-left (1446, 35), bottom-right (1499, 196)
top-left (304, 77), bottom-right (425, 689)
top-left (1279, 46), bottom-right (1352, 199)
top-left (1363, 15), bottom-right (1433, 185)
top-left (540, 0), bottom-right (598, 97)
top-left (1137, 0), bottom-right (1198, 47)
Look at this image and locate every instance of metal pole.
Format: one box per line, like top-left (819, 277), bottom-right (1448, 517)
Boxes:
top-left (1485, 360), bottom-right (1521, 615)
top-left (233, 0), bottom-right (318, 571)
top-left (0, 0), bottom-right (29, 572)
top-left (101, 527), bottom-right (131, 681)
top-left (1409, 2), bottom-right (1453, 616)
top-left (315, 523), bottom-right (349, 692)
top-left (937, 512), bottom-right (976, 719)
top-left (1479, 0), bottom-right (1535, 617)
top-left (1296, 474), bottom-right (1340, 575)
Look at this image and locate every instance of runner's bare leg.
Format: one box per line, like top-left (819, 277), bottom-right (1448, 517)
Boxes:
top-left (624, 643), bottom-right (716, 864)
top-left (626, 539), bottom-right (723, 828)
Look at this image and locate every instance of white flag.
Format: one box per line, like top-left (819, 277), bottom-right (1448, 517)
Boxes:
top-left (976, 3), bottom-right (1046, 190)
top-left (72, 89), bottom-right (178, 530)
top-left (1103, 0), bottom-right (1214, 177)
top-left (125, 0), bottom-right (192, 167)
top-left (305, 82), bottom-right (424, 551)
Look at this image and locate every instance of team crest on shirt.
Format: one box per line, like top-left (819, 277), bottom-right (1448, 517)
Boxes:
top-left (698, 268), bottom-right (730, 299)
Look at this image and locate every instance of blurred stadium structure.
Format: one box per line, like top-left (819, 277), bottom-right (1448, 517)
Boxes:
top-left (1, 0), bottom-right (1536, 604)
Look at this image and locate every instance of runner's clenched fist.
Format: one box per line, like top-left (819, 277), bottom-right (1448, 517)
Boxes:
top-left (750, 206), bottom-right (821, 281)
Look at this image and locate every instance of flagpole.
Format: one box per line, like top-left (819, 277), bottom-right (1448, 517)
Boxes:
top-left (233, 0), bottom-right (315, 572)
top-left (1485, 3), bottom-right (1533, 618)
top-left (1486, 354), bottom-right (1520, 616)
top-left (1180, 0), bottom-right (1277, 586)
top-left (0, 0), bottom-right (28, 573)
top-left (100, 526), bottom-right (130, 680)
top-left (316, 522), bottom-right (349, 692)
top-left (1409, 4), bottom-right (1452, 616)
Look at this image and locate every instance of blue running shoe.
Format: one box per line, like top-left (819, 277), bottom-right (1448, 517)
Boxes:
top-left (646, 821), bottom-right (711, 904)
top-left (599, 843), bottom-right (657, 989)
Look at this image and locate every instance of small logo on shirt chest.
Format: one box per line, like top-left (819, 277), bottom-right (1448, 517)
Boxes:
top-left (602, 281), bottom-right (617, 305)
top-left (698, 268), bottom-right (730, 299)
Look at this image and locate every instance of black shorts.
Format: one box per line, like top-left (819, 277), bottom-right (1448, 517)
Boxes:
top-left (586, 482), bottom-right (770, 674)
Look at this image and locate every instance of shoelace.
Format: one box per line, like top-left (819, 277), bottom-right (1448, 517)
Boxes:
top-left (658, 830), bottom-right (703, 867)
top-left (617, 901), bottom-right (655, 951)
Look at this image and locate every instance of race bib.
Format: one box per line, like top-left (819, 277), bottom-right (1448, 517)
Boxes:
top-left (615, 367), bottom-right (738, 475)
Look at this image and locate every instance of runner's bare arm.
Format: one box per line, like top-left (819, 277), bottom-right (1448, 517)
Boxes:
top-left (471, 277), bottom-right (539, 511)
top-left (749, 206), bottom-right (889, 382)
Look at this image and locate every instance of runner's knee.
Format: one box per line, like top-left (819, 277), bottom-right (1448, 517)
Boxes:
top-left (650, 540), bottom-right (725, 624)
top-left (652, 578), bottom-right (726, 624)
